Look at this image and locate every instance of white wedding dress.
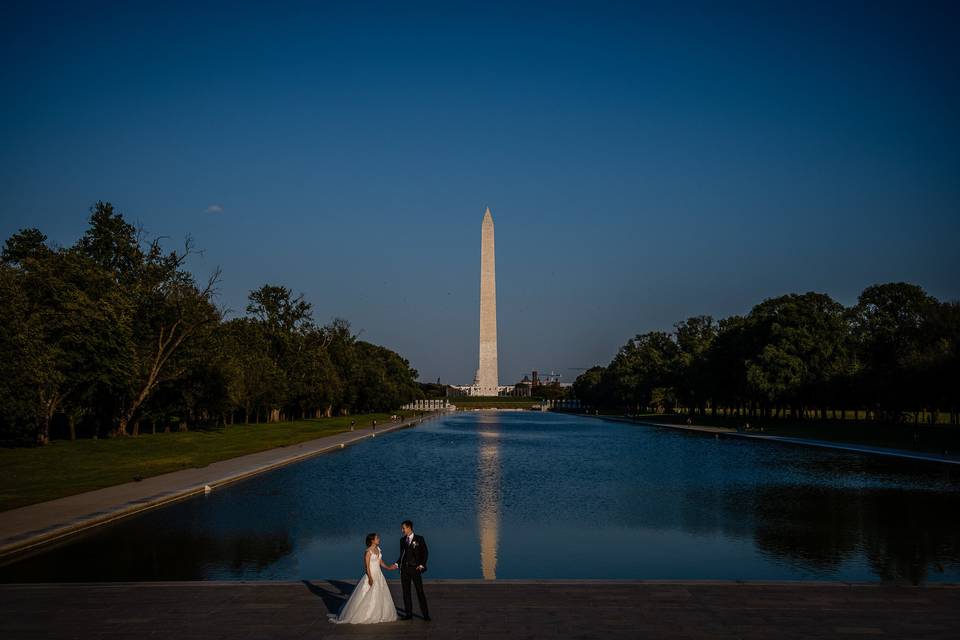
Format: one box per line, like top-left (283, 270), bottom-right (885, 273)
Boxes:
top-left (328, 546), bottom-right (398, 624)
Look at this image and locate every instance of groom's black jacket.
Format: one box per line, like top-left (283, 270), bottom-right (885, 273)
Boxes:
top-left (397, 534), bottom-right (428, 572)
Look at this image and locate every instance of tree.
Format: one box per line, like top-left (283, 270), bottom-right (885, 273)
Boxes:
top-left (744, 293), bottom-right (850, 419)
top-left (0, 262), bottom-right (48, 442)
top-left (217, 318), bottom-right (285, 424)
top-left (702, 315), bottom-right (750, 416)
top-left (573, 282), bottom-right (958, 425)
top-left (605, 331), bottom-right (679, 413)
top-left (897, 299), bottom-right (960, 424)
top-left (2, 228), bottom-right (51, 265)
top-left (573, 366), bottom-right (608, 408)
top-left (285, 327), bottom-right (342, 419)
top-left (75, 202), bottom-right (221, 436)
top-left (674, 316), bottom-right (716, 414)
top-left (325, 318), bottom-right (360, 414)
top-left (246, 285), bottom-right (313, 335)
top-left (351, 342), bottom-right (419, 413)
top-left (0, 201), bottom-right (428, 443)
top-left (1, 228), bottom-right (131, 443)
top-left (851, 283), bottom-right (938, 421)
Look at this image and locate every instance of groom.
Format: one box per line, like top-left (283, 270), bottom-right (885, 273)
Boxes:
top-left (389, 520), bottom-right (430, 621)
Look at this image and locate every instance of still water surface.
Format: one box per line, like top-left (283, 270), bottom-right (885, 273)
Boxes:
top-left (2, 411), bottom-right (959, 583)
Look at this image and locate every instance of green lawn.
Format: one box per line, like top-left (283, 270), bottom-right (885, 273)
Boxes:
top-left (0, 413), bottom-right (402, 512)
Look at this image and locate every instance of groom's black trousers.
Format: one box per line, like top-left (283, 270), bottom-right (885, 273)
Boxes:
top-left (400, 566), bottom-right (429, 618)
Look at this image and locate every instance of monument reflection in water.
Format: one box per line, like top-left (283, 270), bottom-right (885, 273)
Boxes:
top-left (477, 427), bottom-right (501, 580)
top-left (1, 411), bottom-right (959, 584)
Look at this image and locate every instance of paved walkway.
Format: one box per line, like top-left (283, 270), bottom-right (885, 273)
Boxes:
top-left (2, 581), bottom-right (958, 639)
top-left (596, 416), bottom-right (960, 466)
top-left (727, 432), bottom-right (960, 465)
top-left (0, 417), bottom-right (430, 558)
top-left (596, 415), bottom-right (734, 434)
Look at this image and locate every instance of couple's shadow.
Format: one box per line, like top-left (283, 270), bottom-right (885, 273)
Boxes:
top-left (301, 580), bottom-right (409, 619)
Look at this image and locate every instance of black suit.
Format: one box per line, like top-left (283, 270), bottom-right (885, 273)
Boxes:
top-left (396, 534), bottom-right (429, 618)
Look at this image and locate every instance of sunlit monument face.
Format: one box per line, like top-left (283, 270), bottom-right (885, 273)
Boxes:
top-left (476, 207), bottom-right (498, 396)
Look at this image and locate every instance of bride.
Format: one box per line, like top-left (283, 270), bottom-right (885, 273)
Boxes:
top-left (328, 533), bottom-right (398, 624)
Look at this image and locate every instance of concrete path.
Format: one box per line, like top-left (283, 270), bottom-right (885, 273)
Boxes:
top-left (727, 432), bottom-right (960, 465)
top-left (2, 581), bottom-right (958, 639)
top-left (596, 415), bottom-right (734, 434)
top-left (596, 415), bottom-right (960, 466)
top-left (0, 417), bottom-right (429, 559)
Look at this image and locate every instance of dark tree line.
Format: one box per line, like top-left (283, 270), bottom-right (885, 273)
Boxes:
top-left (574, 286), bottom-right (960, 425)
top-left (0, 203), bottom-right (421, 444)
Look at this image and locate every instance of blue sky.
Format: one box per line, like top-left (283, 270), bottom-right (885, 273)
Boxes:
top-left (2, 1), bottom-right (958, 384)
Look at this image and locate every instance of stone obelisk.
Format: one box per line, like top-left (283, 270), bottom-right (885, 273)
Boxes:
top-left (477, 207), bottom-right (498, 395)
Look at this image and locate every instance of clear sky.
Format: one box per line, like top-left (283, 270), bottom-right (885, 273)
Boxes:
top-left (2, 1), bottom-right (958, 384)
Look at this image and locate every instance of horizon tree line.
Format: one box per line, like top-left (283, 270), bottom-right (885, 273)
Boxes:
top-left (573, 285), bottom-right (960, 425)
top-left (0, 202), bottom-right (421, 445)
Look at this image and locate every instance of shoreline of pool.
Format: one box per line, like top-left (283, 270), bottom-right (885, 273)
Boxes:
top-left (587, 414), bottom-right (960, 465)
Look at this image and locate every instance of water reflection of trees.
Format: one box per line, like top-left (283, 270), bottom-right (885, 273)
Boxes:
top-left (749, 485), bottom-right (960, 583)
top-left (591, 438), bottom-right (960, 583)
top-left (471, 420), bottom-right (960, 583)
top-left (0, 530), bottom-right (293, 582)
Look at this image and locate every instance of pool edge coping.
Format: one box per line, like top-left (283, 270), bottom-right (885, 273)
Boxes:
top-left (584, 414), bottom-right (960, 465)
top-left (2, 578), bottom-right (958, 588)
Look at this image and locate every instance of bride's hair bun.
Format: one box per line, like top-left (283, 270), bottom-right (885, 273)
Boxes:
top-left (365, 533), bottom-right (377, 547)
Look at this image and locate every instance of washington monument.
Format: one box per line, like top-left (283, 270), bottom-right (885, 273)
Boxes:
top-left (474, 207), bottom-right (499, 395)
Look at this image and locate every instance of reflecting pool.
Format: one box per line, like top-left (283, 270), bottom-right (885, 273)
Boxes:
top-left (2, 411), bottom-right (959, 583)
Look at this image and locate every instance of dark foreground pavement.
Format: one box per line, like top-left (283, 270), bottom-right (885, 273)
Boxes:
top-left (2, 581), bottom-right (958, 640)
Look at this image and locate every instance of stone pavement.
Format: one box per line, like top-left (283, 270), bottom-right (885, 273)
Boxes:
top-left (1, 580), bottom-right (958, 639)
top-left (0, 417), bottom-right (428, 558)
